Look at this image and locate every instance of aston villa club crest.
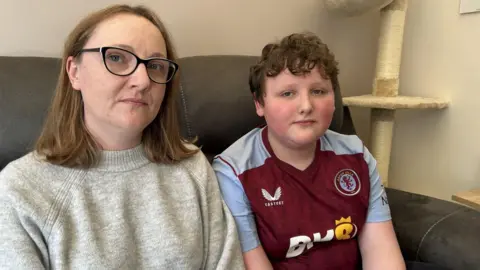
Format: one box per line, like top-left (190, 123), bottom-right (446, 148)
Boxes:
top-left (334, 169), bottom-right (361, 196)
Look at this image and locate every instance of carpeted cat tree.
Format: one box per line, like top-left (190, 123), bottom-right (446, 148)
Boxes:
top-left (324, 0), bottom-right (449, 186)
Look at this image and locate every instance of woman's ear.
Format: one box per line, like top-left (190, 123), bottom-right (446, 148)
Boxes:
top-left (66, 56), bottom-right (81, 90)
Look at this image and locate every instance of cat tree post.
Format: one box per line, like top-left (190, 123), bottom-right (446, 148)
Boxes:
top-left (342, 0), bottom-right (449, 186)
top-left (369, 0), bottom-right (406, 187)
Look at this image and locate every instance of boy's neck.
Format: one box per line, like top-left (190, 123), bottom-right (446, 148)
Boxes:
top-left (267, 132), bottom-right (317, 171)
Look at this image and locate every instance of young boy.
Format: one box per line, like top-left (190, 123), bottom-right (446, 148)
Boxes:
top-left (212, 32), bottom-right (406, 269)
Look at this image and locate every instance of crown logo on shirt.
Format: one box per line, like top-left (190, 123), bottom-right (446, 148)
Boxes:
top-left (335, 217), bottom-right (352, 225)
top-left (262, 187), bottom-right (284, 207)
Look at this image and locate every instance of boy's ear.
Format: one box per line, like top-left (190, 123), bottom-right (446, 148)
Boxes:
top-left (253, 95), bottom-right (265, 117)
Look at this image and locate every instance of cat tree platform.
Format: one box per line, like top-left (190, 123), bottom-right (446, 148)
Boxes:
top-left (343, 94), bottom-right (449, 188)
top-left (343, 95), bottom-right (449, 110)
top-left (337, 0), bottom-right (450, 186)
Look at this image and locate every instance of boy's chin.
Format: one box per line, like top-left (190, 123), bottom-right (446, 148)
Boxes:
top-left (290, 136), bottom-right (321, 149)
top-left (291, 129), bottom-right (328, 146)
top-left (295, 129), bottom-right (326, 140)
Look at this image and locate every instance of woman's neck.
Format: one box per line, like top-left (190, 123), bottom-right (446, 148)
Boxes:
top-left (95, 133), bottom-right (142, 150)
top-left (85, 120), bottom-right (142, 150)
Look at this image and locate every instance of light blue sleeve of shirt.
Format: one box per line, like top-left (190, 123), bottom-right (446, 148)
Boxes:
top-left (212, 158), bottom-right (260, 252)
top-left (364, 146), bottom-right (392, 223)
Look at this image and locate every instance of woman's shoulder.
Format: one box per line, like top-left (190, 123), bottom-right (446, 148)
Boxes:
top-left (175, 143), bottom-right (208, 168)
top-left (0, 153), bottom-right (51, 217)
top-left (1, 152), bottom-right (47, 182)
top-left (0, 152), bottom-right (77, 210)
top-left (166, 143), bottom-right (214, 185)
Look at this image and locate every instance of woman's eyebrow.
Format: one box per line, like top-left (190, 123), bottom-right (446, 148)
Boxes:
top-left (112, 43), bottom-right (166, 58)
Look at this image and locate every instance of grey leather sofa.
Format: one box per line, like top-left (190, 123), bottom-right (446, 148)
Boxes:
top-left (1, 55), bottom-right (479, 270)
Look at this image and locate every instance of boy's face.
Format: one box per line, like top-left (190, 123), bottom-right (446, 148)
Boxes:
top-left (255, 66), bottom-right (335, 150)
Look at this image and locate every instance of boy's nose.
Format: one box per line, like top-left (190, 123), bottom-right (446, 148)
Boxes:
top-left (299, 95), bottom-right (313, 114)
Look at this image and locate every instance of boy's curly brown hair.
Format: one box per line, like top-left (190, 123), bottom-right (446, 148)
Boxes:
top-left (249, 32), bottom-right (339, 105)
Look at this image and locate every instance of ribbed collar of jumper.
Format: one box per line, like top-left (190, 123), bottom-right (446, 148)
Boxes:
top-left (96, 144), bottom-right (151, 172)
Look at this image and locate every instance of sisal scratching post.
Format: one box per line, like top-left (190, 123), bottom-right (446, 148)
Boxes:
top-left (373, 0), bottom-right (407, 98)
top-left (369, 0), bottom-right (407, 186)
top-left (341, 0), bottom-right (449, 186)
top-left (371, 109), bottom-right (395, 186)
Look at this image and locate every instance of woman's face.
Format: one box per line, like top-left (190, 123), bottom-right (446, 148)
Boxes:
top-left (67, 13), bottom-right (168, 148)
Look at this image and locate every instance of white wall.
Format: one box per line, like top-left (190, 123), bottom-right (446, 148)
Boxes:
top-left (2, 0), bottom-right (477, 201)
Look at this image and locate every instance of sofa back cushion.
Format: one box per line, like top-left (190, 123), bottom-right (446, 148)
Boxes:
top-left (0, 56), bottom-right (60, 169)
top-left (0, 54), bottom-right (347, 169)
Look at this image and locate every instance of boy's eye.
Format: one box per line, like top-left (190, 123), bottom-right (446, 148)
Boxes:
top-left (281, 91), bottom-right (294, 97)
top-left (312, 89), bottom-right (327, 95)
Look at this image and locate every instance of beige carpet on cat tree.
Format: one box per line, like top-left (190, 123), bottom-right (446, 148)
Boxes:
top-left (324, 0), bottom-right (449, 186)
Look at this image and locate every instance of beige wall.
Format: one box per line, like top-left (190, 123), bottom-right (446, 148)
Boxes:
top-left (388, 0), bottom-right (480, 200)
top-left (0, 0), bottom-right (477, 200)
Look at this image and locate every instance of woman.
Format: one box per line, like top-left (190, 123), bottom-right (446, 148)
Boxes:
top-left (0, 5), bottom-right (244, 269)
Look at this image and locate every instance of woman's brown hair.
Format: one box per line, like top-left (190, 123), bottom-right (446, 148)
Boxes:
top-left (35, 4), bottom-right (198, 168)
top-left (249, 32), bottom-right (339, 105)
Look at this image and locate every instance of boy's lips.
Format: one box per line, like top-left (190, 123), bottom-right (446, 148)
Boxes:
top-left (294, 120), bottom-right (316, 125)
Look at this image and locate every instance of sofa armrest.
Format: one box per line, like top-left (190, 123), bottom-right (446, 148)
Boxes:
top-left (386, 188), bottom-right (480, 270)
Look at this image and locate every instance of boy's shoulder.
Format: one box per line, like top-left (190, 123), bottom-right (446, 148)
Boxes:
top-left (213, 128), bottom-right (367, 176)
top-left (213, 126), bottom-right (270, 176)
top-left (320, 129), bottom-right (366, 156)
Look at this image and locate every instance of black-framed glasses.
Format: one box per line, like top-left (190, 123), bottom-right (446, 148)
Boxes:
top-left (77, 46), bottom-right (178, 84)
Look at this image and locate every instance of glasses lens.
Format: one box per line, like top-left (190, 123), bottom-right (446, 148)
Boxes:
top-left (104, 48), bottom-right (136, 75)
top-left (146, 59), bottom-right (176, 83)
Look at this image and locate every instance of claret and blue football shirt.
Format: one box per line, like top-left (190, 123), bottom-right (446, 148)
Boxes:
top-left (212, 126), bottom-right (391, 269)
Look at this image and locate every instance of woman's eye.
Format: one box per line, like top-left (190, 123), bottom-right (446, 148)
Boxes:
top-left (148, 63), bottom-right (165, 71)
top-left (107, 54), bottom-right (122, 62)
